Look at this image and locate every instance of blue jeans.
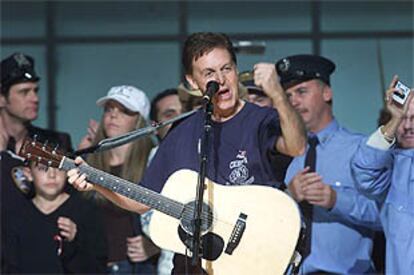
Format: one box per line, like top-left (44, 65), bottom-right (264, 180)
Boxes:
top-left (108, 259), bottom-right (157, 275)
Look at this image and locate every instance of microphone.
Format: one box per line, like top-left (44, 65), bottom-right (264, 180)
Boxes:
top-left (203, 81), bottom-right (220, 102)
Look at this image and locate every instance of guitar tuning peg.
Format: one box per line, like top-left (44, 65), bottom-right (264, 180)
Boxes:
top-left (52, 144), bottom-right (59, 155)
top-left (31, 135), bottom-right (38, 146)
top-left (42, 140), bottom-right (49, 150)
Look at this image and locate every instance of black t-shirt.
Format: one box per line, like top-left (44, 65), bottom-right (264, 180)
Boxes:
top-left (3, 192), bottom-right (107, 274)
top-left (1, 125), bottom-right (74, 272)
top-left (142, 102), bottom-right (288, 274)
top-left (141, 102), bottom-right (283, 193)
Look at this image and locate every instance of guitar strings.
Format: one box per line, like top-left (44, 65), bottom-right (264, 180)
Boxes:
top-left (78, 163), bottom-right (234, 228)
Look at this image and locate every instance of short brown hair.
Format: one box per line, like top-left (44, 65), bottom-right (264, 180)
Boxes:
top-left (182, 32), bottom-right (237, 75)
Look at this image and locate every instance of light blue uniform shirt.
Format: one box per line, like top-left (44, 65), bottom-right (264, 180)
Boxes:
top-left (352, 140), bottom-right (414, 274)
top-left (285, 119), bottom-right (381, 274)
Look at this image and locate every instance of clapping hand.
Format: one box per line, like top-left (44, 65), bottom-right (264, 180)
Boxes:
top-left (288, 167), bottom-right (336, 209)
top-left (78, 119), bottom-right (99, 150)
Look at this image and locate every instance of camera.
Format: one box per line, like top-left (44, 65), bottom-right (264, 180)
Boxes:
top-left (392, 80), bottom-right (411, 105)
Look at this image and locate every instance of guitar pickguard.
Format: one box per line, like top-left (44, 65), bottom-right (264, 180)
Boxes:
top-left (178, 226), bottom-right (224, 261)
top-left (177, 200), bottom-right (224, 261)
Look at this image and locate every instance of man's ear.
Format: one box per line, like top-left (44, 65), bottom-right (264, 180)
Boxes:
top-left (322, 85), bottom-right (333, 102)
top-left (185, 74), bottom-right (199, 91)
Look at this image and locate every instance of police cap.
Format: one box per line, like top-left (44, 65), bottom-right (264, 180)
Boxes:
top-left (1, 52), bottom-right (40, 92)
top-left (276, 54), bottom-right (335, 89)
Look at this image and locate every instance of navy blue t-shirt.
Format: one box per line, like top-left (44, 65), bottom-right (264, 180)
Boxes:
top-left (141, 102), bottom-right (282, 193)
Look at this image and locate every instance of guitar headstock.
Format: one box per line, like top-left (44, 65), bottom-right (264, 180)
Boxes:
top-left (19, 137), bottom-right (65, 169)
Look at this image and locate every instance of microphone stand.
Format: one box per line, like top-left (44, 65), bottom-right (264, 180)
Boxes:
top-left (72, 109), bottom-right (197, 157)
top-left (191, 98), bottom-right (213, 266)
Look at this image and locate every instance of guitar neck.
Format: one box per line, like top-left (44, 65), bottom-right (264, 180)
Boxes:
top-left (60, 157), bottom-right (184, 219)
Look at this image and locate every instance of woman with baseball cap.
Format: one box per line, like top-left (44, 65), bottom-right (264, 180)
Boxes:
top-left (79, 85), bottom-right (159, 274)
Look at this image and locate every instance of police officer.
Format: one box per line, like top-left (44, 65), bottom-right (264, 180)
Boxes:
top-left (1, 52), bottom-right (73, 272)
top-left (278, 54), bottom-right (381, 274)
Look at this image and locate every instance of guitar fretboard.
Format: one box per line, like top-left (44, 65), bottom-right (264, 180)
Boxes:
top-left (61, 157), bottom-right (184, 219)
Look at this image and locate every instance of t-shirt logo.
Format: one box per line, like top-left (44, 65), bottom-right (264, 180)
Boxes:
top-left (228, 150), bottom-right (255, 185)
top-left (11, 166), bottom-right (32, 195)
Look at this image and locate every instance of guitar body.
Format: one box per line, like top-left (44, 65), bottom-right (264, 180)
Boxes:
top-left (149, 169), bottom-right (301, 275)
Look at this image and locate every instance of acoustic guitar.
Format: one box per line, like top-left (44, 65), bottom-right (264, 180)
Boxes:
top-left (19, 137), bottom-right (301, 275)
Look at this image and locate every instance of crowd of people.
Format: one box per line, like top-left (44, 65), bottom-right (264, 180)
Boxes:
top-left (1, 32), bottom-right (413, 274)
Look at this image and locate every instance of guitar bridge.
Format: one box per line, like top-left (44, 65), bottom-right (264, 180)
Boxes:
top-left (225, 213), bottom-right (247, 255)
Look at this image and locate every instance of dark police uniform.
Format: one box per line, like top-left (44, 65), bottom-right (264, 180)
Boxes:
top-left (1, 52), bottom-right (73, 272)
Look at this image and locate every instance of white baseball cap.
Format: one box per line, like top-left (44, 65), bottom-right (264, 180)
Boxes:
top-left (96, 85), bottom-right (150, 119)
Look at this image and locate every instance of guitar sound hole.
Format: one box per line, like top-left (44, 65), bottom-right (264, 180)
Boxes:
top-left (180, 201), bottom-right (213, 235)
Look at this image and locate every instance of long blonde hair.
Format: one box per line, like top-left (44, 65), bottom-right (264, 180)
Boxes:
top-left (84, 114), bottom-right (154, 203)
